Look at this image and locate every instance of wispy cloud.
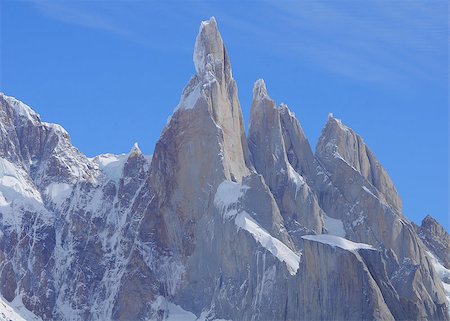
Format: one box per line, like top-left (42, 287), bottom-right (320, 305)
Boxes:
top-left (30, 0), bottom-right (448, 85)
top-left (219, 0), bottom-right (448, 84)
top-left (33, 1), bottom-right (128, 35)
top-left (30, 1), bottom-right (179, 51)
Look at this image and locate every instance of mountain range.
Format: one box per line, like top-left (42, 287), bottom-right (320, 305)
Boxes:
top-left (0, 17), bottom-right (448, 321)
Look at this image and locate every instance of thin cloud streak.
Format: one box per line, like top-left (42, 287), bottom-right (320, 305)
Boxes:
top-left (30, 0), bottom-right (448, 85)
top-left (221, 0), bottom-right (448, 85)
top-left (31, 1), bottom-right (183, 51)
top-left (284, 1), bottom-right (446, 83)
top-left (33, 1), bottom-right (128, 35)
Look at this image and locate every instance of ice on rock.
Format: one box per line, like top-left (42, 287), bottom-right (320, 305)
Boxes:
top-left (175, 82), bottom-right (202, 111)
top-left (323, 214), bottom-right (346, 237)
top-left (253, 79), bottom-right (268, 102)
top-left (193, 17), bottom-right (220, 75)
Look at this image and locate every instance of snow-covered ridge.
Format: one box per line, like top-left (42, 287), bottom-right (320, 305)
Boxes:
top-left (1, 93), bottom-right (69, 136)
top-left (302, 234), bottom-right (375, 252)
top-left (1, 93), bottom-right (40, 123)
top-left (89, 143), bottom-right (151, 183)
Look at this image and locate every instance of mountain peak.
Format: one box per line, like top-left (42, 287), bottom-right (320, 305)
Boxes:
top-left (324, 112), bottom-right (349, 133)
top-left (129, 142), bottom-right (142, 156)
top-left (2, 18), bottom-right (448, 321)
top-left (252, 79), bottom-right (269, 102)
top-left (1, 92), bottom-right (41, 124)
top-left (193, 16), bottom-right (228, 77)
top-left (317, 113), bottom-right (402, 213)
top-left (422, 214), bottom-right (436, 224)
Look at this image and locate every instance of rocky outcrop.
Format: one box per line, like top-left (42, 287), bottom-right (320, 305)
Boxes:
top-left (415, 215), bottom-right (450, 268)
top-left (278, 103), bottom-right (316, 182)
top-left (248, 80), bottom-right (323, 241)
top-left (313, 114), bottom-right (448, 319)
top-left (0, 17), bottom-right (448, 321)
top-left (316, 115), bottom-right (401, 213)
top-left (298, 236), bottom-right (395, 321)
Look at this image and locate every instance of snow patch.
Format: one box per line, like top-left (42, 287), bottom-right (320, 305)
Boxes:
top-left (45, 182), bottom-right (72, 206)
top-left (151, 296), bottom-right (197, 321)
top-left (91, 153), bottom-right (128, 182)
top-left (0, 158), bottom-right (42, 204)
top-left (235, 212), bottom-right (300, 275)
top-left (43, 122), bottom-right (69, 136)
top-left (214, 180), bottom-right (249, 219)
top-left (302, 234), bottom-right (375, 252)
top-left (0, 294), bottom-right (42, 321)
top-left (197, 311), bottom-right (231, 321)
top-left (362, 186), bottom-right (377, 198)
top-left (287, 164), bottom-right (305, 191)
top-left (426, 251), bottom-right (450, 306)
top-left (176, 83), bottom-right (202, 110)
top-left (323, 214), bottom-right (346, 237)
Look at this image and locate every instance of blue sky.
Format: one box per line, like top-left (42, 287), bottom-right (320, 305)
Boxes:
top-left (1, 0), bottom-right (448, 229)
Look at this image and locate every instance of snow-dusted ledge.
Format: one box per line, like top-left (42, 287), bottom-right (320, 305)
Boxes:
top-left (214, 180), bottom-right (300, 275)
top-left (302, 234), bottom-right (375, 252)
top-left (235, 212), bottom-right (300, 275)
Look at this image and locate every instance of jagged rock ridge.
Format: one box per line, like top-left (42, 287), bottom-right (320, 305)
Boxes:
top-left (0, 17), bottom-right (448, 321)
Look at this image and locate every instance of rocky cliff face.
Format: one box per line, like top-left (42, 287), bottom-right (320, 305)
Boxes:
top-left (0, 17), bottom-right (449, 321)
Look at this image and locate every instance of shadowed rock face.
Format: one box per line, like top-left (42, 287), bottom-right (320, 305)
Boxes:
top-left (0, 17), bottom-right (449, 321)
